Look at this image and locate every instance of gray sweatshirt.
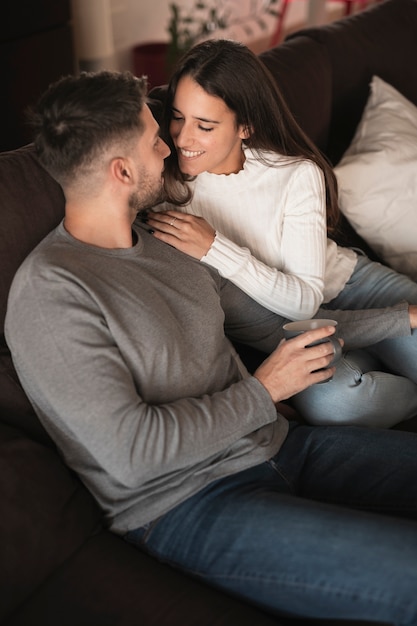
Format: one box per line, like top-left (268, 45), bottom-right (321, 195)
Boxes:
top-left (5, 221), bottom-right (411, 533)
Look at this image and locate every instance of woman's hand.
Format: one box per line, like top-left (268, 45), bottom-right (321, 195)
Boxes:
top-left (145, 210), bottom-right (215, 259)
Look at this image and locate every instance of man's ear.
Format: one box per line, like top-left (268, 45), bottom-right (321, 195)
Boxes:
top-left (112, 158), bottom-right (132, 184)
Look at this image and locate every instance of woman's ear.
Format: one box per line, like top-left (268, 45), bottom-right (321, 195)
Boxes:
top-left (240, 125), bottom-right (252, 140)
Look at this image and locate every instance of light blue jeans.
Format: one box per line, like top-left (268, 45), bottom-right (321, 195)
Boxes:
top-left (125, 423), bottom-right (417, 624)
top-left (292, 253), bottom-right (417, 427)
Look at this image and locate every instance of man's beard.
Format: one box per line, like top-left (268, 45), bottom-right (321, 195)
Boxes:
top-left (129, 169), bottom-right (165, 213)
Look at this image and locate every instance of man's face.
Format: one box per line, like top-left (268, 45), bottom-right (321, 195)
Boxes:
top-left (129, 104), bottom-right (170, 212)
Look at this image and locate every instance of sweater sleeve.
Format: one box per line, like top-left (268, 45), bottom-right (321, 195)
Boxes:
top-left (200, 161), bottom-right (327, 320)
top-left (5, 268), bottom-right (279, 492)
top-left (220, 278), bottom-right (412, 353)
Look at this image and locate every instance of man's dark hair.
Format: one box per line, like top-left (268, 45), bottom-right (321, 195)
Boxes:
top-left (29, 70), bottom-right (148, 187)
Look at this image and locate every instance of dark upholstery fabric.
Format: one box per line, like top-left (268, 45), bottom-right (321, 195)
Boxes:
top-left (290, 0), bottom-right (417, 166)
top-left (5, 532), bottom-right (282, 626)
top-left (259, 35), bottom-right (332, 151)
top-left (277, 0), bottom-right (417, 255)
top-left (0, 144), bottom-right (65, 447)
top-left (0, 350), bottom-right (54, 446)
top-left (0, 423), bottom-right (102, 622)
top-left (0, 144), bottom-right (65, 335)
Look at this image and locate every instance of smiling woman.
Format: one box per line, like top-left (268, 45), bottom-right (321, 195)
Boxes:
top-left (170, 75), bottom-right (249, 176)
top-left (144, 37), bottom-right (417, 430)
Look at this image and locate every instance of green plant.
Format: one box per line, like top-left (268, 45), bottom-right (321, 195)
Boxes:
top-left (166, 0), bottom-right (282, 71)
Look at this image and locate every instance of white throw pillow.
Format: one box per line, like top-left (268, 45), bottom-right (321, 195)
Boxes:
top-left (334, 75), bottom-right (417, 280)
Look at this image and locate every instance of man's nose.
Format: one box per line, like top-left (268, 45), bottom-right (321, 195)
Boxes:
top-left (160, 138), bottom-right (171, 158)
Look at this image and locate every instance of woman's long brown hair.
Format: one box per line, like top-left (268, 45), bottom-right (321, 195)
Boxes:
top-left (161, 38), bottom-right (340, 233)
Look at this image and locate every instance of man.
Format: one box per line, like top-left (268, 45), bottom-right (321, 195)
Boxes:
top-left (5, 70), bottom-right (417, 625)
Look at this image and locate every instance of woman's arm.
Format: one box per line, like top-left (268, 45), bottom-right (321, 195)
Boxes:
top-left (146, 160), bottom-right (328, 320)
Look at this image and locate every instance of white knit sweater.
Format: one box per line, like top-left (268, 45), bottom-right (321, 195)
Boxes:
top-left (167, 147), bottom-right (357, 320)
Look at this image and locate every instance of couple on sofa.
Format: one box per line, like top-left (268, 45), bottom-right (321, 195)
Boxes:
top-left (145, 39), bottom-right (417, 428)
top-left (6, 41), bottom-right (417, 625)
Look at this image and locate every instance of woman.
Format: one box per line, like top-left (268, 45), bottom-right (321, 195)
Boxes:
top-left (145, 39), bottom-right (417, 427)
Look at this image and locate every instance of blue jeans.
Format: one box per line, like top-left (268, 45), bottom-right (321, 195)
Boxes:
top-left (125, 422), bottom-right (417, 624)
top-left (292, 254), bottom-right (417, 427)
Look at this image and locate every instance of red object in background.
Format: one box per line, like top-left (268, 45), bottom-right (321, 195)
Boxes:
top-left (132, 42), bottom-right (170, 89)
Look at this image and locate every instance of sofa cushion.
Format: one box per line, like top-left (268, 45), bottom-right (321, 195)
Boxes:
top-left (0, 144), bottom-right (65, 440)
top-left (259, 34), bottom-right (332, 152)
top-left (335, 75), bottom-right (417, 279)
top-left (0, 144), bottom-right (65, 339)
top-left (0, 422), bottom-right (102, 622)
top-left (293, 0), bottom-right (417, 165)
top-left (6, 531), bottom-right (283, 626)
top-left (0, 350), bottom-right (53, 446)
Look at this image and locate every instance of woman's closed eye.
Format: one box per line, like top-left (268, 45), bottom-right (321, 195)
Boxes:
top-left (172, 115), bottom-right (213, 133)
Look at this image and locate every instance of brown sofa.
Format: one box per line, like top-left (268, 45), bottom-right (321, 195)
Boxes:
top-left (1, 0), bottom-right (417, 623)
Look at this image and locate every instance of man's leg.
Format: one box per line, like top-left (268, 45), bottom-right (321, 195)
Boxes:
top-left (126, 425), bottom-right (417, 624)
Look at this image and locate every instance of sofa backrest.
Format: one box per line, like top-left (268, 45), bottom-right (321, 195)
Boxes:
top-left (259, 0), bottom-right (417, 254)
top-left (259, 34), bottom-right (332, 153)
top-left (265, 0), bottom-right (417, 165)
top-left (0, 144), bottom-right (64, 442)
top-left (151, 0), bottom-right (417, 166)
top-left (306, 0), bottom-right (417, 164)
top-left (0, 145), bottom-right (65, 335)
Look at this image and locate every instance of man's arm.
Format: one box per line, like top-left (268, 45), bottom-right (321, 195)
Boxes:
top-left (5, 271), bottom-right (279, 490)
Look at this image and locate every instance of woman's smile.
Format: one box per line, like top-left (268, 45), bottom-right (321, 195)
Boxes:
top-left (178, 147), bottom-right (205, 159)
top-left (170, 75), bottom-right (247, 176)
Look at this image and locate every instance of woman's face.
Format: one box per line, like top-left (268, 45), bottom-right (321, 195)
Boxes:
top-left (169, 75), bottom-right (248, 176)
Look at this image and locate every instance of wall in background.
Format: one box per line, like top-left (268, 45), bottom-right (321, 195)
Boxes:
top-left (71, 0), bottom-right (328, 74)
top-left (115, 1), bottom-right (387, 87)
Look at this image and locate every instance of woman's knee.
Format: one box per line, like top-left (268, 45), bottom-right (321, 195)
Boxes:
top-left (291, 355), bottom-right (417, 428)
